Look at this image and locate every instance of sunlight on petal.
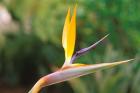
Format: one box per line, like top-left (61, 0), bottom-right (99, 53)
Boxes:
top-left (62, 7), bottom-right (70, 57)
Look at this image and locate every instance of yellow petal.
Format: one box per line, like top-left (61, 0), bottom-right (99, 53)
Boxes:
top-left (67, 6), bottom-right (76, 60)
top-left (62, 6), bottom-right (77, 66)
top-left (62, 8), bottom-right (70, 50)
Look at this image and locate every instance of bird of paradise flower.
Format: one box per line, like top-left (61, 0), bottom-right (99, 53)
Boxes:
top-left (29, 6), bottom-right (133, 93)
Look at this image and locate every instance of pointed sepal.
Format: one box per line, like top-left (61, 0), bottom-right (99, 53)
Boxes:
top-left (62, 6), bottom-right (77, 67)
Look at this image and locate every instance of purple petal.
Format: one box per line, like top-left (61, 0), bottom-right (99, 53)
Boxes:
top-left (70, 34), bottom-right (109, 63)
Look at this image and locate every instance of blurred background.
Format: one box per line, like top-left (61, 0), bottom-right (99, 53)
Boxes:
top-left (0, 0), bottom-right (140, 93)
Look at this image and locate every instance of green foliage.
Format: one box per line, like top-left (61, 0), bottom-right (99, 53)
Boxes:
top-left (0, 0), bottom-right (140, 93)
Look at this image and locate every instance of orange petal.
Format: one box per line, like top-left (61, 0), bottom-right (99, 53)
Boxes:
top-left (62, 6), bottom-right (77, 67)
top-left (66, 6), bottom-right (76, 60)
